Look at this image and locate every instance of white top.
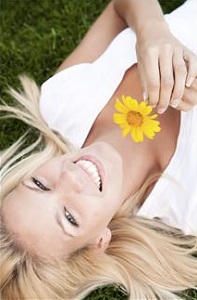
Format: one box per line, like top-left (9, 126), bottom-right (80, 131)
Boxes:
top-left (138, 106), bottom-right (197, 235)
top-left (39, 0), bottom-right (197, 236)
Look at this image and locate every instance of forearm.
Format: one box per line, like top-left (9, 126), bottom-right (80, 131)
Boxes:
top-left (114, 0), bottom-right (197, 113)
top-left (113, 0), bottom-right (169, 36)
top-left (57, 2), bottom-right (127, 72)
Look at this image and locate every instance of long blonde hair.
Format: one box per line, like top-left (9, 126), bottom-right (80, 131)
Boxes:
top-left (1, 76), bottom-right (197, 300)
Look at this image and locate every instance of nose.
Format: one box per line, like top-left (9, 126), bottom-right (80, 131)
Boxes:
top-left (59, 168), bottom-right (83, 193)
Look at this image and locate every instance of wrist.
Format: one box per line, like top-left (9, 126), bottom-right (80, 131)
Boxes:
top-left (136, 19), bottom-right (170, 39)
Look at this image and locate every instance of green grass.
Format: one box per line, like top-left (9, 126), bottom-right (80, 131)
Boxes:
top-left (1, 0), bottom-right (196, 299)
top-left (0, 0), bottom-right (186, 150)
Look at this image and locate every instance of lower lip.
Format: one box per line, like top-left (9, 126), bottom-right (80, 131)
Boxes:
top-left (76, 154), bottom-right (105, 190)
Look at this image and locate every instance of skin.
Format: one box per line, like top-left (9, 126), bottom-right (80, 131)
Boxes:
top-left (2, 142), bottom-right (124, 257)
top-left (113, 0), bottom-right (197, 113)
top-left (1, 65), bottom-right (181, 257)
top-left (57, 1), bottom-right (197, 113)
top-left (2, 0), bottom-right (196, 259)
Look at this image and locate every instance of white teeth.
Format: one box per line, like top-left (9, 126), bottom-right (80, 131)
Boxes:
top-left (76, 159), bottom-right (102, 190)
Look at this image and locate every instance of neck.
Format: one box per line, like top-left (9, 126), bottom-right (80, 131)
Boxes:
top-left (82, 63), bottom-right (180, 203)
top-left (85, 125), bottom-right (159, 201)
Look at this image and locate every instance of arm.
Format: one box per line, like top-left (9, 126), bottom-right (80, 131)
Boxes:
top-left (113, 0), bottom-right (167, 35)
top-left (114, 0), bottom-right (197, 113)
top-left (56, 2), bottom-right (127, 72)
top-left (57, 0), bottom-right (197, 112)
top-left (57, 0), bottom-right (165, 71)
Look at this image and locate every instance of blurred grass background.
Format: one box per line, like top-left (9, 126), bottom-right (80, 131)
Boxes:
top-left (1, 0), bottom-right (196, 299)
top-left (0, 0), bottom-right (186, 150)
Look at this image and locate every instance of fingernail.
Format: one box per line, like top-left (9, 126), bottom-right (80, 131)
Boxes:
top-left (186, 77), bottom-right (194, 87)
top-left (143, 91), bottom-right (148, 102)
top-left (171, 99), bottom-right (180, 108)
top-left (157, 107), bottom-right (166, 114)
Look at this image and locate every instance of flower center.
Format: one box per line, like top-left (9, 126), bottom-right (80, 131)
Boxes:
top-left (127, 111), bottom-right (143, 126)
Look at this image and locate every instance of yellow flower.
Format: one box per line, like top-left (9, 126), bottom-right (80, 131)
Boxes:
top-left (113, 95), bottom-right (161, 142)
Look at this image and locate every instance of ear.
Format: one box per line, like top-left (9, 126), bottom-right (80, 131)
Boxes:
top-left (91, 228), bottom-right (112, 253)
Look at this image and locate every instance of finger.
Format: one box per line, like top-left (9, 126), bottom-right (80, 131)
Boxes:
top-left (184, 51), bottom-right (197, 87)
top-left (157, 47), bottom-right (174, 114)
top-left (170, 50), bottom-right (187, 108)
top-left (182, 79), bottom-right (197, 106)
top-left (143, 49), bottom-right (160, 107)
top-left (137, 60), bottom-right (148, 101)
top-left (176, 79), bottom-right (197, 111)
top-left (176, 100), bottom-right (194, 112)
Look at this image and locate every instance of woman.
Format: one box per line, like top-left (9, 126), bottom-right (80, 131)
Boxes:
top-left (1, 0), bottom-right (197, 299)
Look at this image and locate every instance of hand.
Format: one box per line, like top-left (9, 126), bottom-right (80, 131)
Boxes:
top-left (176, 78), bottom-right (197, 111)
top-left (136, 24), bottom-right (197, 114)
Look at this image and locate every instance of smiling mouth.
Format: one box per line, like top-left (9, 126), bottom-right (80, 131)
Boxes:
top-left (75, 157), bottom-right (103, 191)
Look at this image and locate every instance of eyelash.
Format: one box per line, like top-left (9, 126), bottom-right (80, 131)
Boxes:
top-left (31, 178), bottom-right (78, 227)
top-left (31, 177), bottom-right (50, 191)
top-left (64, 207), bottom-right (79, 227)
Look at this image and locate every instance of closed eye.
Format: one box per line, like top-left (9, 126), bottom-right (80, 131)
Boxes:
top-left (31, 177), bottom-right (50, 191)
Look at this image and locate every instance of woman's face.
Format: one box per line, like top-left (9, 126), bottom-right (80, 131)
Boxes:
top-left (2, 142), bottom-right (125, 257)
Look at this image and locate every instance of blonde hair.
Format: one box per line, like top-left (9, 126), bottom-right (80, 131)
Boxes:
top-left (1, 76), bottom-right (197, 300)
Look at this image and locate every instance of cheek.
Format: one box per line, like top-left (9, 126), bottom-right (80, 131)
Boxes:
top-left (103, 187), bottom-right (123, 208)
top-left (108, 170), bottom-right (123, 196)
top-left (77, 195), bottom-right (117, 228)
top-left (87, 205), bottom-right (112, 228)
top-left (32, 157), bottom-right (62, 177)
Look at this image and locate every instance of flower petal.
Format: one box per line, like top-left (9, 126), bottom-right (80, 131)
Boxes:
top-left (115, 98), bottom-right (129, 114)
top-left (135, 127), bottom-right (144, 142)
top-left (147, 120), bottom-right (161, 132)
top-left (113, 113), bottom-right (126, 124)
top-left (130, 127), bottom-right (143, 142)
top-left (139, 101), bottom-right (153, 115)
top-left (122, 125), bottom-right (131, 137)
top-left (142, 121), bottom-right (161, 139)
top-left (143, 126), bottom-right (155, 139)
top-left (122, 95), bottom-right (138, 111)
top-left (113, 95), bottom-right (161, 143)
top-left (149, 114), bottom-right (158, 120)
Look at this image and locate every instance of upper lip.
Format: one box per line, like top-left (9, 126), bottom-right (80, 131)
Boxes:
top-left (74, 155), bottom-right (103, 191)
